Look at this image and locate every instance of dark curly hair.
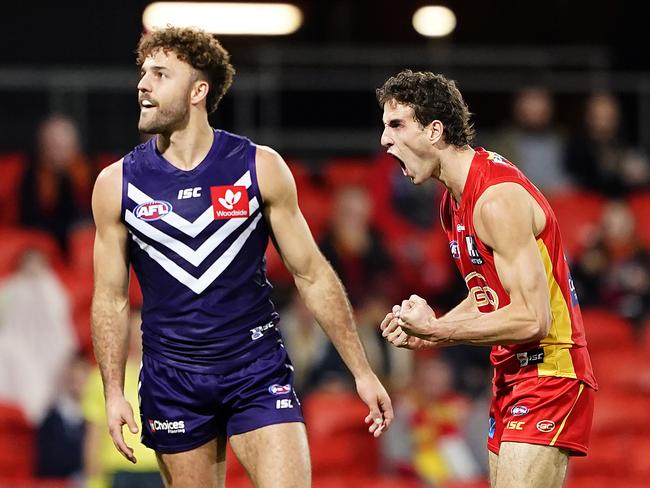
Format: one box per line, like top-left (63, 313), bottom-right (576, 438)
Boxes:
top-left (376, 70), bottom-right (475, 147)
top-left (136, 26), bottom-right (235, 114)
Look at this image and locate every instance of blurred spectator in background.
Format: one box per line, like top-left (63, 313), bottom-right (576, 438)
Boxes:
top-left (82, 309), bottom-right (163, 488)
top-left (0, 249), bottom-right (77, 425)
top-left (279, 290), bottom-right (329, 395)
top-left (565, 92), bottom-right (650, 196)
top-left (320, 185), bottom-right (396, 306)
top-left (20, 114), bottom-right (93, 256)
top-left (370, 154), bottom-right (451, 303)
top-left (572, 200), bottom-right (650, 328)
top-left (310, 185), bottom-right (406, 390)
top-left (383, 354), bottom-right (482, 485)
top-left (35, 351), bottom-right (89, 481)
top-left (440, 344), bottom-right (492, 400)
top-left (371, 154), bottom-right (442, 233)
top-left (493, 86), bottom-right (570, 193)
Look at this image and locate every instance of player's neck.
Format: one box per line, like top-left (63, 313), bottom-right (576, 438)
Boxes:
top-left (156, 117), bottom-right (214, 171)
top-left (437, 145), bottom-right (475, 204)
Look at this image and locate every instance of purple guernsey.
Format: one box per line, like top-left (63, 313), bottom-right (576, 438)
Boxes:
top-left (121, 129), bottom-right (280, 373)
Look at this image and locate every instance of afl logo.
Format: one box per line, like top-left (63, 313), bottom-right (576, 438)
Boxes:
top-left (536, 420), bottom-right (555, 433)
top-left (511, 405), bottom-right (529, 416)
top-left (134, 201), bottom-right (173, 221)
top-left (268, 384), bottom-right (291, 395)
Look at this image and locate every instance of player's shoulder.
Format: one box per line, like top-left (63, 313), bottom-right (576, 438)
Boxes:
top-left (92, 158), bottom-right (124, 218)
top-left (476, 182), bottom-right (531, 218)
top-left (95, 158), bottom-right (124, 192)
top-left (254, 145), bottom-right (295, 203)
top-left (255, 144), bottom-right (290, 176)
top-left (255, 144), bottom-right (283, 163)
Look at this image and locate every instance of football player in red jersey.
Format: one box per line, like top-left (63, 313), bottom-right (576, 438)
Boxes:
top-left (377, 70), bottom-right (597, 488)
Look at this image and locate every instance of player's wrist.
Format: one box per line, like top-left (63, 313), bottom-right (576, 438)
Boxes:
top-left (431, 315), bottom-right (455, 345)
top-left (103, 385), bottom-right (125, 401)
top-left (353, 369), bottom-right (379, 384)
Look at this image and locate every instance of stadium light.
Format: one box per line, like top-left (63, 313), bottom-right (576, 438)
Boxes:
top-left (412, 6), bottom-right (457, 38)
top-left (142, 2), bottom-right (303, 35)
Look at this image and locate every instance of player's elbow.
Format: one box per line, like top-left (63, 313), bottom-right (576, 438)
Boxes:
top-left (527, 310), bottom-right (551, 342)
top-left (291, 251), bottom-right (328, 288)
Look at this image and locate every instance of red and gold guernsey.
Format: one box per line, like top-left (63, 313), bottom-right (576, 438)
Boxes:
top-left (440, 148), bottom-right (598, 390)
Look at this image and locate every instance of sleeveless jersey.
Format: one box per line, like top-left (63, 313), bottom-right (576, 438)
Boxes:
top-left (440, 148), bottom-right (597, 389)
top-left (121, 130), bottom-right (280, 374)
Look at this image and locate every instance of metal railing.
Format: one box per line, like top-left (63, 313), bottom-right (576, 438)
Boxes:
top-left (1, 44), bottom-right (648, 156)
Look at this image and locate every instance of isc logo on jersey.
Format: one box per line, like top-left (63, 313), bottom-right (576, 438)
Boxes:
top-left (210, 185), bottom-right (249, 220)
top-left (134, 201), bottom-right (173, 221)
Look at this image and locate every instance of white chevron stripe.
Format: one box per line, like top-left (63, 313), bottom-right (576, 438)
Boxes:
top-left (127, 171), bottom-right (252, 238)
top-left (125, 197), bottom-right (260, 267)
top-left (131, 213), bottom-right (263, 294)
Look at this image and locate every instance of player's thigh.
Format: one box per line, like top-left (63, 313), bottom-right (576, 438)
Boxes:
top-left (156, 435), bottom-right (227, 488)
top-left (488, 450), bottom-right (499, 488)
top-left (494, 442), bottom-right (568, 488)
top-left (229, 422), bottom-right (310, 488)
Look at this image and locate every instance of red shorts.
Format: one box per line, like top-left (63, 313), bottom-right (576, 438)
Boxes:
top-left (487, 376), bottom-right (595, 456)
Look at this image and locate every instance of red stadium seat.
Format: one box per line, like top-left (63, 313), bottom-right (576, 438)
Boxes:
top-left (568, 433), bottom-right (650, 487)
top-left (0, 227), bottom-right (63, 278)
top-left (440, 481), bottom-right (489, 488)
top-left (569, 433), bottom-right (628, 478)
top-left (590, 349), bottom-right (649, 394)
top-left (69, 224), bottom-right (95, 274)
top-left (323, 157), bottom-right (373, 190)
top-left (590, 393), bottom-right (650, 435)
top-left (628, 434), bottom-right (650, 478)
top-left (0, 403), bottom-right (34, 483)
top-left (129, 268), bottom-right (143, 308)
top-left (57, 267), bottom-right (93, 356)
top-left (545, 190), bottom-right (605, 259)
top-left (296, 187), bottom-right (333, 241)
top-left (580, 308), bottom-right (635, 352)
top-left (627, 191), bottom-right (650, 248)
top-left (565, 475), bottom-right (646, 488)
top-left (225, 443), bottom-right (252, 487)
top-left (314, 475), bottom-right (427, 488)
top-left (303, 389), bottom-right (380, 477)
top-left (93, 153), bottom-right (121, 172)
top-left (286, 159), bottom-right (314, 192)
top-left (0, 153), bottom-right (26, 226)
top-left (264, 241), bottom-right (292, 285)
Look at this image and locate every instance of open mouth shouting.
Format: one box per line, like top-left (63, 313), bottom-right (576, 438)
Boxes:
top-left (388, 152), bottom-right (408, 176)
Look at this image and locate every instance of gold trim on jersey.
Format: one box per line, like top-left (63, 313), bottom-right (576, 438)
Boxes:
top-left (550, 383), bottom-right (585, 446)
top-left (536, 239), bottom-right (577, 380)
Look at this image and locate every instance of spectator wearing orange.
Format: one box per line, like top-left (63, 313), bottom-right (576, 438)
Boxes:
top-left (20, 114), bottom-right (93, 255)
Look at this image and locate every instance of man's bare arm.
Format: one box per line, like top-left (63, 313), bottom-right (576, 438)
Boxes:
top-left (91, 159), bottom-right (138, 462)
top-left (395, 183), bottom-right (552, 346)
top-left (256, 146), bottom-right (393, 435)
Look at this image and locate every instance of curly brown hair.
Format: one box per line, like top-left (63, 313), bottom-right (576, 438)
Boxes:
top-left (376, 70), bottom-right (475, 147)
top-left (136, 26), bottom-right (235, 114)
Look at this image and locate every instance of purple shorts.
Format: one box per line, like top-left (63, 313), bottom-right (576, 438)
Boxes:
top-left (139, 343), bottom-right (304, 453)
